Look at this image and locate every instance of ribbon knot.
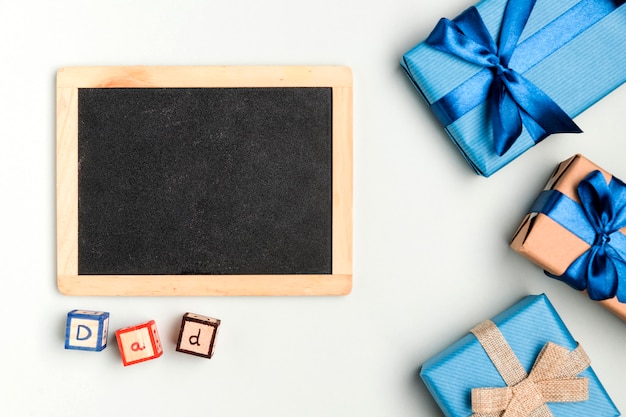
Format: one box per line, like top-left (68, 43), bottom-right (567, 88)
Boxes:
top-left (595, 233), bottom-right (611, 247)
top-left (492, 61), bottom-right (509, 77)
top-left (470, 320), bottom-right (589, 417)
top-left (508, 378), bottom-right (545, 414)
top-left (539, 170), bottom-right (626, 301)
top-left (425, 0), bottom-right (581, 156)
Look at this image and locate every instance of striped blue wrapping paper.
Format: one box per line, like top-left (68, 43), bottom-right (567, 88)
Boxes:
top-left (420, 294), bottom-right (619, 416)
top-left (401, 0), bottom-right (626, 177)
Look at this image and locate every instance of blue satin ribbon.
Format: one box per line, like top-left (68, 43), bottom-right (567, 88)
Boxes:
top-left (423, 0), bottom-right (620, 156)
top-left (530, 170), bottom-right (626, 301)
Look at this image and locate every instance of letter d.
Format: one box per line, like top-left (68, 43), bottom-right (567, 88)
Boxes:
top-left (76, 324), bottom-right (92, 341)
top-left (189, 329), bottom-right (201, 346)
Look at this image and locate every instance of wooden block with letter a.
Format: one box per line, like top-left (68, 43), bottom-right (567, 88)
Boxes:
top-left (176, 313), bottom-right (221, 359)
top-left (65, 309), bottom-right (109, 351)
top-left (115, 320), bottom-right (163, 366)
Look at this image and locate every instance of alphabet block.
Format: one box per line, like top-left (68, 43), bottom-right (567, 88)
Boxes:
top-left (176, 312), bottom-right (221, 358)
top-left (115, 320), bottom-right (163, 366)
top-left (65, 309), bottom-right (109, 351)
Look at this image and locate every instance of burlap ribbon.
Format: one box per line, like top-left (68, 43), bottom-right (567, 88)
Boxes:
top-left (470, 320), bottom-right (590, 417)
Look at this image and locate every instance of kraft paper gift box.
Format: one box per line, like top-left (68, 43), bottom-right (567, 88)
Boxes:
top-left (511, 154), bottom-right (626, 321)
top-left (420, 294), bottom-right (619, 417)
top-left (401, 0), bottom-right (626, 177)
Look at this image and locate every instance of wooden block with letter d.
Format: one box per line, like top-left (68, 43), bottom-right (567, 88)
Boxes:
top-left (65, 309), bottom-right (109, 351)
top-left (176, 313), bottom-right (221, 359)
top-left (115, 320), bottom-right (163, 366)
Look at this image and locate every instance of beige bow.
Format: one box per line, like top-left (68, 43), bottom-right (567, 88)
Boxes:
top-left (470, 320), bottom-right (590, 417)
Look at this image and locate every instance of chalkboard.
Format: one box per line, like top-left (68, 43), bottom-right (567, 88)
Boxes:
top-left (56, 66), bottom-right (352, 295)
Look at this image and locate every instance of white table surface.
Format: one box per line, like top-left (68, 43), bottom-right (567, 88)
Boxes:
top-left (1, 0), bottom-right (625, 415)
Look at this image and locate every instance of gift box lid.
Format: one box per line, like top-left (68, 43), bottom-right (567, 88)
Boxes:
top-left (510, 154), bottom-right (611, 277)
top-left (420, 294), bottom-right (619, 417)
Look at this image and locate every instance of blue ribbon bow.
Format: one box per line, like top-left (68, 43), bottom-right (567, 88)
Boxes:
top-left (425, 0), bottom-right (582, 156)
top-left (531, 170), bottom-right (626, 301)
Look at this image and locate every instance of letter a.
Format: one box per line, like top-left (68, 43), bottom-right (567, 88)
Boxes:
top-left (189, 328), bottom-right (201, 346)
top-left (76, 324), bottom-right (92, 341)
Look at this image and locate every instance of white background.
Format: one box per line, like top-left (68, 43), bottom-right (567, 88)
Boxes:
top-left (1, 0), bottom-right (626, 416)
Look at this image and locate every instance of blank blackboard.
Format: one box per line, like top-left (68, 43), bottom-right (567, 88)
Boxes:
top-left (56, 66), bottom-right (353, 295)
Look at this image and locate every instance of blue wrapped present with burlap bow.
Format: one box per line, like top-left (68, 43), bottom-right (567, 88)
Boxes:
top-left (401, 0), bottom-right (626, 176)
top-left (420, 294), bottom-right (619, 416)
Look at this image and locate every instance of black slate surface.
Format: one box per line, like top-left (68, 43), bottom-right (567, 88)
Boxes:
top-left (77, 87), bottom-right (333, 275)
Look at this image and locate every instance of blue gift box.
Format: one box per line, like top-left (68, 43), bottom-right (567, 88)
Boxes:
top-left (420, 294), bottom-right (619, 416)
top-left (401, 0), bottom-right (626, 177)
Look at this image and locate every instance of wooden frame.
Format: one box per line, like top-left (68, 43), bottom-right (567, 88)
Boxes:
top-left (56, 66), bottom-right (352, 296)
